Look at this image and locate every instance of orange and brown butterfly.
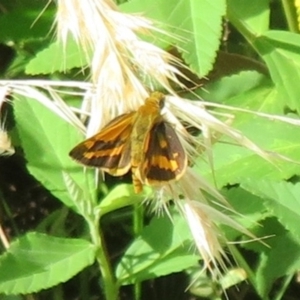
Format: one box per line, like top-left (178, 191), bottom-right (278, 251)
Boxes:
top-left (69, 92), bottom-right (187, 193)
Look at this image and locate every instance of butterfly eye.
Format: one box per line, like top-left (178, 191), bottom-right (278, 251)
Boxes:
top-left (158, 97), bottom-right (165, 110)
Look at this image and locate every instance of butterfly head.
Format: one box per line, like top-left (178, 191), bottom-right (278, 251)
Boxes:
top-left (146, 92), bottom-right (165, 111)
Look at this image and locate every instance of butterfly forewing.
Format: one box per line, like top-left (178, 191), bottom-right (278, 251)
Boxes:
top-left (142, 121), bottom-right (187, 185)
top-left (69, 112), bottom-right (134, 176)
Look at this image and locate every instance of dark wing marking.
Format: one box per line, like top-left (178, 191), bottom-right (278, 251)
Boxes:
top-left (69, 112), bottom-right (135, 176)
top-left (141, 121), bottom-right (187, 184)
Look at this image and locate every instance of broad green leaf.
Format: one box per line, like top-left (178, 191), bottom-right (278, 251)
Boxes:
top-left (227, 0), bottom-right (270, 35)
top-left (13, 96), bottom-right (95, 212)
top-left (120, 0), bottom-right (167, 21)
top-left (241, 180), bottom-right (300, 241)
top-left (120, 0), bottom-right (175, 48)
top-left (253, 31), bottom-right (300, 113)
top-left (167, 0), bottom-right (226, 77)
top-left (195, 84), bottom-right (300, 187)
top-left (229, 217), bottom-right (295, 297)
top-left (219, 84), bottom-right (282, 114)
top-left (116, 213), bottom-right (199, 285)
top-left (226, 217), bottom-right (291, 297)
top-left (240, 217), bottom-right (287, 252)
top-left (227, 4), bottom-right (300, 113)
top-left (197, 70), bottom-right (284, 114)
top-left (256, 232), bottom-right (300, 297)
top-left (97, 184), bottom-right (149, 216)
top-left (26, 37), bottom-right (91, 75)
top-left (0, 233), bottom-right (96, 295)
top-left (63, 172), bottom-right (96, 218)
top-left (198, 52), bottom-right (269, 83)
top-left (197, 71), bottom-right (275, 109)
top-left (0, 296), bottom-right (22, 300)
top-left (122, 0), bottom-right (225, 77)
top-left (220, 187), bottom-right (269, 240)
top-left (0, 1), bottom-right (54, 41)
top-left (195, 122), bottom-right (300, 187)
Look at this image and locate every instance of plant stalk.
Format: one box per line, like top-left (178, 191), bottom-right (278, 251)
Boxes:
top-left (281, 0), bottom-right (299, 33)
top-left (88, 216), bottom-right (118, 300)
top-left (133, 203), bottom-right (144, 300)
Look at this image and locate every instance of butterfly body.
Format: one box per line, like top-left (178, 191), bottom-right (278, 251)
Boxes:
top-left (69, 92), bottom-right (187, 193)
top-left (130, 94), bottom-right (164, 191)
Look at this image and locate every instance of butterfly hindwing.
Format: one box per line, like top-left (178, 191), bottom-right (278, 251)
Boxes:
top-left (69, 112), bottom-right (135, 176)
top-left (142, 121), bottom-right (187, 185)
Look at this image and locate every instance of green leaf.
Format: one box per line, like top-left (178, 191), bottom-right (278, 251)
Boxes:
top-left (195, 88), bottom-right (300, 187)
top-left (26, 37), bottom-right (91, 74)
top-left (120, 0), bottom-right (173, 48)
top-left (122, 0), bottom-right (225, 77)
top-left (0, 233), bottom-right (96, 295)
top-left (227, 4), bottom-right (300, 112)
top-left (168, 0), bottom-right (226, 77)
top-left (116, 213), bottom-right (199, 285)
top-left (253, 31), bottom-right (300, 113)
top-left (227, 0), bottom-right (270, 35)
top-left (228, 217), bottom-right (295, 297)
top-left (196, 71), bottom-right (275, 109)
top-left (220, 187), bottom-right (269, 240)
top-left (97, 184), bottom-right (150, 216)
top-left (63, 172), bottom-right (96, 218)
top-left (256, 232), bottom-right (300, 297)
top-left (13, 95), bottom-right (95, 212)
top-left (0, 1), bottom-right (54, 41)
top-left (0, 296), bottom-right (22, 300)
top-left (241, 180), bottom-right (300, 242)
top-left (198, 52), bottom-right (269, 83)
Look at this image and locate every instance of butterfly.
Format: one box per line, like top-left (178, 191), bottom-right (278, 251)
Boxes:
top-left (69, 92), bottom-right (187, 193)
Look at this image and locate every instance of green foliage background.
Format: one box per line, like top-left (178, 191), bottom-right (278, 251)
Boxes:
top-left (1, 0), bottom-right (300, 299)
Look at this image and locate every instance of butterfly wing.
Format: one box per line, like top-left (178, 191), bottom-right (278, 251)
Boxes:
top-left (69, 112), bottom-right (135, 176)
top-left (141, 121), bottom-right (187, 185)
